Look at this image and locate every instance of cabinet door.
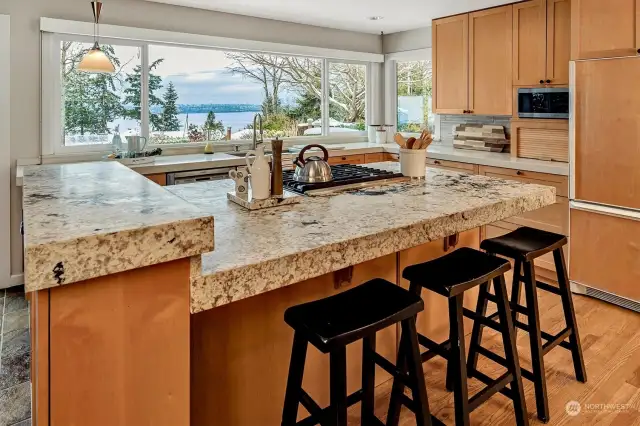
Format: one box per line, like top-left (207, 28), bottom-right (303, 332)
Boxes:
top-left (433, 14), bottom-right (469, 114)
top-left (469, 5), bottom-right (513, 115)
top-left (513, 0), bottom-right (548, 86)
top-left (571, 0), bottom-right (640, 59)
top-left (546, 0), bottom-right (571, 84)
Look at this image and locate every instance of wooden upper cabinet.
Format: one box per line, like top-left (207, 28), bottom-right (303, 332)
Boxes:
top-left (433, 14), bottom-right (469, 114)
top-left (513, 0), bottom-right (547, 85)
top-left (571, 0), bottom-right (640, 59)
top-left (547, 0), bottom-right (571, 84)
top-left (469, 5), bottom-right (513, 115)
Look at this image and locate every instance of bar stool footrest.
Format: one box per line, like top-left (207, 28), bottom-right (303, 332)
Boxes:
top-left (485, 293), bottom-right (528, 315)
top-left (536, 280), bottom-right (562, 295)
top-left (473, 346), bottom-right (536, 382)
top-left (417, 334), bottom-right (452, 362)
top-left (470, 370), bottom-right (514, 401)
top-left (542, 328), bottom-right (573, 355)
top-left (295, 388), bottom-right (363, 426)
top-left (462, 308), bottom-right (502, 332)
top-left (468, 371), bottom-right (514, 412)
top-left (371, 352), bottom-right (413, 387)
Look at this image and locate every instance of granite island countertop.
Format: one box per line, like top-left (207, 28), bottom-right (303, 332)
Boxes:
top-left (166, 162), bottom-right (556, 314)
top-left (22, 161), bottom-right (214, 292)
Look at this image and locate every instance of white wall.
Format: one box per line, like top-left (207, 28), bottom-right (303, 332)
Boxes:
top-left (0, 0), bottom-right (383, 283)
top-left (0, 15), bottom-right (10, 288)
top-left (382, 26), bottom-right (432, 54)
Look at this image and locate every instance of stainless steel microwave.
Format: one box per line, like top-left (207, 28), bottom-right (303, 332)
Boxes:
top-left (517, 87), bottom-right (569, 119)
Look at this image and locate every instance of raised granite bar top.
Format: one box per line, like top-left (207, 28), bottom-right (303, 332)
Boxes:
top-left (22, 161), bottom-right (214, 292)
top-left (166, 162), bottom-right (556, 314)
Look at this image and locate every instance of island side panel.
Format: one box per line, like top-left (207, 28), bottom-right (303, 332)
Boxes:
top-left (398, 229), bottom-right (481, 342)
top-left (191, 253), bottom-right (398, 426)
top-left (41, 258), bottom-right (191, 426)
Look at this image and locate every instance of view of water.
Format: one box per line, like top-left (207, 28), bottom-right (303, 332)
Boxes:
top-left (112, 111), bottom-right (258, 135)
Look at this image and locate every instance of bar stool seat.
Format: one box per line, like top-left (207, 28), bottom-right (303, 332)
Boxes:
top-left (403, 247), bottom-right (510, 296)
top-left (285, 278), bottom-right (424, 352)
top-left (480, 226), bottom-right (566, 261)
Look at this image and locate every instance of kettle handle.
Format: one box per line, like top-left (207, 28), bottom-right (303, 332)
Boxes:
top-left (245, 150), bottom-right (257, 173)
top-left (297, 144), bottom-right (329, 165)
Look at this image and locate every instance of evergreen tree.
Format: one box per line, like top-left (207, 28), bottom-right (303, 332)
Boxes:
top-left (123, 58), bottom-right (164, 131)
top-left (161, 82), bottom-right (180, 131)
top-left (203, 111), bottom-right (224, 140)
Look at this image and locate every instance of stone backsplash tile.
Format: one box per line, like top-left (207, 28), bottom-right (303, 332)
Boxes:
top-left (439, 115), bottom-right (512, 151)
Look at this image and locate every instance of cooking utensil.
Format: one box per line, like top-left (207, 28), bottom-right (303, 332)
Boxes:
top-left (406, 137), bottom-right (416, 149)
top-left (394, 133), bottom-right (406, 148)
top-left (293, 144), bottom-right (333, 183)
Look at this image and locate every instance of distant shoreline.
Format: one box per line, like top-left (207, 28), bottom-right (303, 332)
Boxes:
top-left (150, 104), bottom-right (262, 115)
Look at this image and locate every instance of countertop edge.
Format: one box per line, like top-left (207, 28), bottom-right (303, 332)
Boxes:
top-left (189, 185), bottom-right (555, 313)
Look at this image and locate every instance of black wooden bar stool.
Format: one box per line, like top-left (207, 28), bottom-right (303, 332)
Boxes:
top-left (388, 248), bottom-right (529, 426)
top-left (478, 226), bottom-right (587, 423)
top-left (281, 278), bottom-right (434, 426)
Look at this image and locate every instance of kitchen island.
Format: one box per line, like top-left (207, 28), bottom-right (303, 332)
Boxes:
top-left (22, 161), bottom-right (555, 426)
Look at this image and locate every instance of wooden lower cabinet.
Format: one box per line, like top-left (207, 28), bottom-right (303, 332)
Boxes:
top-left (383, 153), bottom-right (399, 162)
top-left (426, 158), bottom-right (478, 175)
top-left (570, 208), bottom-right (640, 302)
top-left (144, 173), bottom-right (167, 186)
top-left (328, 154), bottom-right (365, 165)
top-left (364, 153), bottom-right (384, 163)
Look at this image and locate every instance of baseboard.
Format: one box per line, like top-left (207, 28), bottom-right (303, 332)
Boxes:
top-left (1, 274), bottom-right (24, 290)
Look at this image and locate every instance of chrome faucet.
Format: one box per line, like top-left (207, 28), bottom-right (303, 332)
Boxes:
top-left (252, 113), bottom-right (264, 150)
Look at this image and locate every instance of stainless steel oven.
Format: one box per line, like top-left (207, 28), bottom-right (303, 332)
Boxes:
top-left (517, 87), bottom-right (569, 119)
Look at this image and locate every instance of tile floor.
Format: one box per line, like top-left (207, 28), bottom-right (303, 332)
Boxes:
top-left (0, 286), bottom-right (31, 426)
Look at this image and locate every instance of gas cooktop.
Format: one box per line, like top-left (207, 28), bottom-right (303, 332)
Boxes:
top-left (282, 164), bottom-right (404, 195)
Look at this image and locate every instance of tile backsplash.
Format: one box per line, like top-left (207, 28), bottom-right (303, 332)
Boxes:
top-left (439, 115), bottom-right (512, 146)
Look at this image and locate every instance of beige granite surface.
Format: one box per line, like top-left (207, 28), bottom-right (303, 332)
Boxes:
top-left (22, 162), bottom-right (214, 292)
top-left (166, 162), bottom-right (556, 314)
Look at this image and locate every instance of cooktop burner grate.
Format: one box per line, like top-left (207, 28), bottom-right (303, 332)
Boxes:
top-left (282, 164), bottom-right (403, 195)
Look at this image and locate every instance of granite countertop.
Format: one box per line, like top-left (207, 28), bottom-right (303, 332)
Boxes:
top-left (22, 162), bottom-right (214, 292)
top-left (166, 162), bottom-right (556, 313)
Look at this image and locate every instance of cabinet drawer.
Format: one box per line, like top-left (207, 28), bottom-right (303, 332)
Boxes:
top-left (144, 173), bottom-right (167, 186)
top-left (570, 209), bottom-right (640, 302)
top-left (383, 153), bottom-right (399, 162)
top-left (426, 158), bottom-right (477, 174)
top-left (480, 166), bottom-right (568, 197)
top-left (328, 154), bottom-right (365, 165)
top-left (364, 153), bottom-right (384, 163)
top-left (502, 196), bottom-right (569, 235)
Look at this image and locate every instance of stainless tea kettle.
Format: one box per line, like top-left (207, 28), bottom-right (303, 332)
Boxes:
top-left (293, 144), bottom-right (333, 183)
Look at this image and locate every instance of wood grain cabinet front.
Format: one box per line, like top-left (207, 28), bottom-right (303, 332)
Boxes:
top-left (571, 0), bottom-right (640, 59)
top-left (426, 158), bottom-right (478, 174)
top-left (144, 173), bottom-right (167, 186)
top-left (512, 0), bottom-right (571, 86)
top-left (328, 154), bottom-right (365, 165)
top-left (433, 14), bottom-right (469, 114)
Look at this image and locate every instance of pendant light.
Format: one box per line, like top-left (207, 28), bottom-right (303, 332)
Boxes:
top-left (78, 1), bottom-right (115, 73)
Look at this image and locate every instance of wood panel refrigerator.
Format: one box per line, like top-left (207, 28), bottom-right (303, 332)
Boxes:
top-left (569, 56), bottom-right (640, 311)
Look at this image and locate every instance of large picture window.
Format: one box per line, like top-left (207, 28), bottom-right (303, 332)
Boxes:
top-left (396, 60), bottom-right (432, 133)
top-left (45, 34), bottom-right (372, 154)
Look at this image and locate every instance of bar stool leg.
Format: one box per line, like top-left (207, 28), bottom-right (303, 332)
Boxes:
top-left (553, 248), bottom-right (587, 383)
top-left (449, 294), bottom-right (470, 426)
top-left (493, 275), bottom-right (529, 426)
top-left (386, 326), bottom-right (410, 426)
top-left (362, 334), bottom-right (377, 423)
top-left (510, 259), bottom-right (523, 335)
top-left (330, 346), bottom-right (348, 426)
top-left (403, 317), bottom-right (433, 426)
top-left (523, 261), bottom-right (550, 423)
top-left (282, 331), bottom-right (309, 426)
top-left (466, 282), bottom-right (490, 379)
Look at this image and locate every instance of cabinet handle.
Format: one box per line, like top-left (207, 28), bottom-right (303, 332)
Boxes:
top-left (516, 170), bottom-right (523, 176)
top-left (539, 79), bottom-right (544, 84)
top-left (341, 156), bottom-right (347, 160)
top-left (468, 110), bottom-right (473, 114)
top-left (546, 79), bottom-right (551, 84)
top-left (637, 48), bottom-right (640, 54)
top-left (434, 160), bottom-right (441, 165)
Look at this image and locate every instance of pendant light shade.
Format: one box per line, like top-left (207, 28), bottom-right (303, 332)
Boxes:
top-left (78, 2), bottom-right (115, 73)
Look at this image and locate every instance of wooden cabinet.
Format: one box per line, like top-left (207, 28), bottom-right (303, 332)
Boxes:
top-left (433, 6), bottom-right (512, 115)
top-left (513, 0), bottom-right (571, 86)
top-left (433, 14), bottom-right (469, 114)
top-left (144, 173), bottom-right (167, 186)
top-left (469, 6), bottom-right (513, 115)
top-left (426, 158), bottom-right (478, 174)
top-left (510, 119), bottom-right (569, 162)
top-left (383, 153), bottom-right (399, 162)
top-left (479, 165), bottom-right (569, 282)
top-left (328, 154), bottom-right (365, 165)
top-left (570, 208), bottom-right (640, 301)
top-left (364, 153), bottom-right (384, 163)
top-left (571, 0), bottom-right (640, 59)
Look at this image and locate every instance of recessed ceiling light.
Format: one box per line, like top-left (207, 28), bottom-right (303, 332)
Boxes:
top-left (368, 16), bottom-right (384, 21)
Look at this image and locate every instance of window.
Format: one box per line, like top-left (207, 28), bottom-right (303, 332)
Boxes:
top-left (60, 40), bottom-right (141, 147)
top-left (396, 60), bottom-right (432, 134)
top-left (44, 33), bottom-right (373, 154)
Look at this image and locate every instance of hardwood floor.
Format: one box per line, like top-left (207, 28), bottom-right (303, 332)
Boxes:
top-left (346, 292), bottom-right (640, 425)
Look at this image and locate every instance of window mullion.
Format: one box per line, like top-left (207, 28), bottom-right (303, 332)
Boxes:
top-left (321, 59), bottom-right (330, 137)
top-left (141, 44), bottom-right (150, 141)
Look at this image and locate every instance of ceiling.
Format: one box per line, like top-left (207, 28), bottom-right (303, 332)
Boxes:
top-left (145, 0), bottom-right (515, 34)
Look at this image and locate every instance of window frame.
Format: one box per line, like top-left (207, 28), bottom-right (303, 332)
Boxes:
top-left (384, 48), bottom-right (440, 143)
top-left (42, 33), bottom-right (373, 157)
